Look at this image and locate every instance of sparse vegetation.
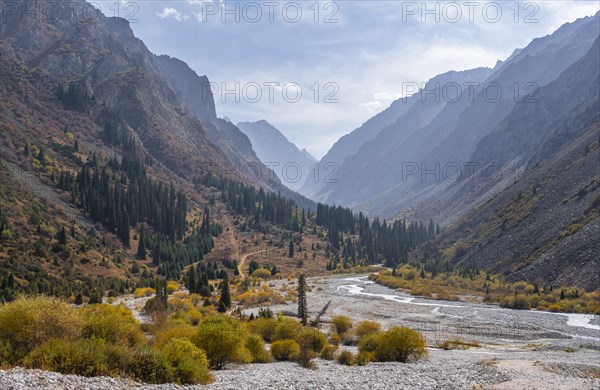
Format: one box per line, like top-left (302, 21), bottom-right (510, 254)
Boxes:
top-left (374, 265), bottom-right (600, 314)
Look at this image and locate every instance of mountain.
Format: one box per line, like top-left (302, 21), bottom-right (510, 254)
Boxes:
top-left (302, 66), bottom-right (494, 203)
top-left (413, 37), bottom-right (600, 289)
top-left (0, 0), bottom-right (321, 299)
top-left (299, 67), bottom-right (493, 200)
top-left (237, 120), bottom-right (317, 192)
top-left (306, 12), bottom-right (599, 218)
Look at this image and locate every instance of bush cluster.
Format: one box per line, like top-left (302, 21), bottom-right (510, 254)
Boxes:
top-left (2, 295), bottom-right (426, 382)
top-left (0, 297), bottom-right (212, 384)
top-left (375, 266), bottom-right (600, 314)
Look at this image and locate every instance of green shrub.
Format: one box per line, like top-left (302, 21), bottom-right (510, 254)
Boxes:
top-left (319, 344), bottom-right (338, 360)
top-left (354, 320), bottom-right (381, 338)
top-left (129, 347), bottom-right (176, 384)
top-left (25, 339), bottom-right (131, 378)
top-left (332, 315), bottom-right (353, 335)
top-left (513, 294), bottom-right (531, 310)
top-left (357, 333), bottom-right (379, 353)
top-left (192, 315), bottom-right (250, 369)
top-left (161, 338), bottom-right (213, 384)
top-left (245, 334), bottom-right (272, 363)
top-left (374, 327), bottom-right (427, 363)
top-left (0, 296), bottom-right (82, 362)
top-left (270, 339), bottom-right (300, 361)
top-left (250, 268), bottom-right (271, 279)
top-left (152, 323), bottom-right (197, 348)
top-left (247, 317), bottom-right (277, 342)
top-left (337, 350), bottom-right (355, 366)
top-left (356, 351), bottom-right (372, 366)
top-left (81, 304), bottom-right (143, 347)
top-left (296, 347), bottom-right (316, 368)
top-left (296, 327), bottom-right (328, 353)
top-left (272, 317), bottom-right (302, 341)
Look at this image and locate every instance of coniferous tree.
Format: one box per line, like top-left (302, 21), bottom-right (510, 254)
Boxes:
top-left (37, 147), bottom-right (46, 165)
top-left (74, 293), bottom-right (83, 305)
top-left (297, 274), bottom-right (308, 325)
top-left (288, 240), bottom-right (294, 258)
top-left (137, 225), bottom-right (146, 260)
top-left (57, 226), bottom-right (67, 246)
top-left (219, 273), bottom-right (231, 310)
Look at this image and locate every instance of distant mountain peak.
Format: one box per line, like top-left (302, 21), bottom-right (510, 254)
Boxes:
top-left (237, 120), bottom-right (317, 192)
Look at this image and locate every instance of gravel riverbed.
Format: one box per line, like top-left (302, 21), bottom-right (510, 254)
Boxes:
top-left (2, 274), bottom-right (599, 389)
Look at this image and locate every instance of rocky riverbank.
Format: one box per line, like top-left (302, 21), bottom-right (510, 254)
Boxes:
top-left (2, 346), bottom-right (599, 390)
top-left (2, 274), bottom-right (599, 389)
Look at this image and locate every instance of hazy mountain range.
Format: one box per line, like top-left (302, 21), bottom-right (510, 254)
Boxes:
top-left (237, 120), bottom-right (316, 192)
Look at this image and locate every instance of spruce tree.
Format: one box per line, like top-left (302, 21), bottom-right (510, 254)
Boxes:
top-left (58, 226), bottom-right (67, 246)
top-left (288, 240), bottom-right (294, 258)
top-left (37, 147), bottom-right (46, 165)
top-left (297, 274), bottom-right (308, 325)
top-left (137, 225), bottom-right (146, 260)
top-left (219, 273), bottom-right (231, 310)
top-left (74, 293), bottom-right (83, 305)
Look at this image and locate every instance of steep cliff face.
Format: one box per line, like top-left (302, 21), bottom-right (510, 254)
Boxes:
top-left (1, 0), bottom-right (235, 181)
top-left (153, 55), bottom-right (217, 124)
top-left (152, 54), bottom-right (279, 186)
top-left (0, 0), bottom-right (287, 189)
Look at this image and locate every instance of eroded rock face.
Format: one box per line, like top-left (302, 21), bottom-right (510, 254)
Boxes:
top-left (0, 0), bottom-right (284, 189)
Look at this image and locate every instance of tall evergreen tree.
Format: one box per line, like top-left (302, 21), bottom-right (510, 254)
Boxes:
top-left (297, 274), bottom-right (308, 325)
top-left (288, 240), bottom-right (294, 258)
top-left (219, 273), bottom-right (231, 310)
top-left (137, 225), bottom-right (146, 260)
top-left (57, 226), bottom-right (67, 246)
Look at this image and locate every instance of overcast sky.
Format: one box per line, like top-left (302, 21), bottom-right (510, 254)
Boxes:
top-left (105, 1), bottom-right (599, 158)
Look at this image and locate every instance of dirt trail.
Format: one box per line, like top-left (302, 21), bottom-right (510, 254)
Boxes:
top-left (238, 249), bottom-right (269, 278)
top-left (183, 205), bottom-right (238, 276)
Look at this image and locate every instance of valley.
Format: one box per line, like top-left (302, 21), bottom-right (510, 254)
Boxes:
top-left (1, 1), bottom-right (599, 388)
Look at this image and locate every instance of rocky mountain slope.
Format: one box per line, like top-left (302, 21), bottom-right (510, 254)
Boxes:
top-left (237, 120), bottom-right (316, 192)
top-left (410, 37), bottom-right (600, 289)
top-left (306, 13), bottom-right (599, 219)
top-left (0, 0), bottom-right (319, 297)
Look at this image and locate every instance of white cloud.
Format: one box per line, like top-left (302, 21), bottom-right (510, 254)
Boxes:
top-left (157, 8), bottom-right (189, 21)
